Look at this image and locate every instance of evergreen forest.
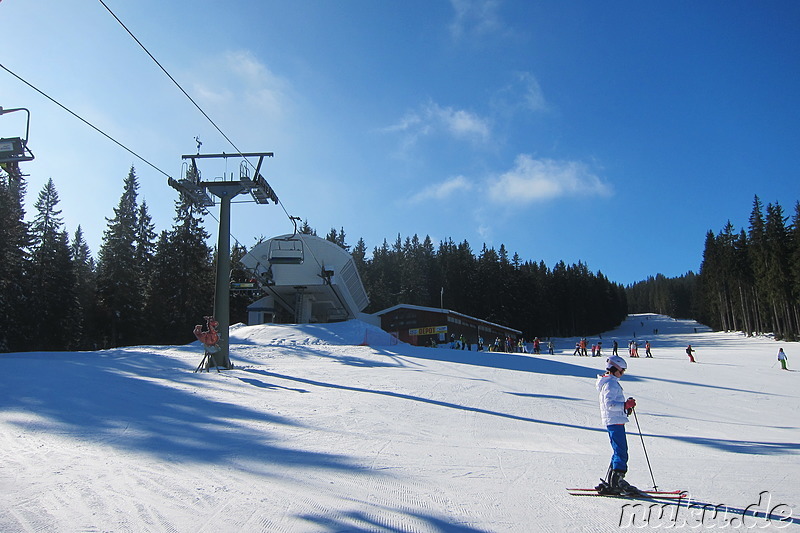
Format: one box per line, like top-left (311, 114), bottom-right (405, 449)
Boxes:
top-left (627, 196), bottom-right (800, 341)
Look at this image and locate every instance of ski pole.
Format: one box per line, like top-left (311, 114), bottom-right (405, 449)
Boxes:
top-left (632, 407), bottom-right (658, 491)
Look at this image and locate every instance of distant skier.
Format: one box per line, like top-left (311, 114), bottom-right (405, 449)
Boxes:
top-left (778, 348), bottom-right (788, 370)
top-left (645, 341), bottom-right (652, 358)
top-left (595, 355), bottom-right (639, 495)
top-left (612, 340), bottom-right (619, 356)
top-left (686, 344), bottom-right (696, 363)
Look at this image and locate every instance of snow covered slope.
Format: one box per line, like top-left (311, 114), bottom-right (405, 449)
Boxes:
top-left (1, 315), bottom-right (798, 532)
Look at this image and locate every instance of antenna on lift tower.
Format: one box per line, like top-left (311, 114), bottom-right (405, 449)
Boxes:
top-left (169, 148), bottom-right (277, 370)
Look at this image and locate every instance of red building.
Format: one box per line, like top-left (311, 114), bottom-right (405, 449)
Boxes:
top-left (375, 304), bottom-right (521, 348)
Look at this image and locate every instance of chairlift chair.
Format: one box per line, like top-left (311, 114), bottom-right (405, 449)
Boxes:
top-left (0, 107), bottom-right (35, 176)
top-left (267, 238), bottom-right (304, 264)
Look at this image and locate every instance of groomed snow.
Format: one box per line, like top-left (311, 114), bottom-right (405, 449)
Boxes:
top-left (1, 314), bottom-right (798, 532)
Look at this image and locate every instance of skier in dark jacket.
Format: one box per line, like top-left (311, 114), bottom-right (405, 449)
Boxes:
top-left (686, 344), bottom-right (696, 363)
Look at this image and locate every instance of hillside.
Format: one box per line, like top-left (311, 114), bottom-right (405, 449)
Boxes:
top-left (1, 314), bottom-right (798, 532)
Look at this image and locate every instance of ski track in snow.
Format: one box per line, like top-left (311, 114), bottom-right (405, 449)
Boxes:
top-left (1, 314), bottom-right (799, 532)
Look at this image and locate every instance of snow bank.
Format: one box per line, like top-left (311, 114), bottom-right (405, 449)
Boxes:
top-left (229, 318), bottom-right (400, 346)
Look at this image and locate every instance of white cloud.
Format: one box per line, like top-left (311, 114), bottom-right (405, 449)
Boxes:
top-left (517, 72), bottom-right (547, 113)
top-left (492, 72), bottom-right (549, 115)
top-left (486, 155), bottom-right (612, 204)
top-left (385, 101), bottom-right (491, 146)
top-left (226, 51), bottom-right (291, 116)
top-left (443, 107), bottom-right (490, 139)
top-left (409, 175), bottom-right (474, 204)
top-left (449, 0), bottom-right (503, 40)
top-left (190, 50), bottom-right (291, 118)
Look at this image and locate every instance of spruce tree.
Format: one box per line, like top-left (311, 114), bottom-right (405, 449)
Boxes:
top-left (351, 237), bottom-right (367, 271)
top-left (326, 227), bottom-right (349, 251)
top-left (764, 202), bottom-right (791, 339)
top-left (96, 167), bottom-right (142, 347)
top-left (789, 202), bottom-right (800, 337)
top-left (748, 196), bottom-right (768, 334)
top-left (0, 170), bottom-right (31, 351)
top-left (146, 198), bottom-right (213, 344)
top-left (135, 201), bottom-right (157, 284)
top-left (70, 225), bottom-right (97, 349)
top-left (399, 234), bottom-right (429, 306)
top-left (299, 219), bottom-right (316, 235)
top-left (28, 178), bottom-right (76, 350)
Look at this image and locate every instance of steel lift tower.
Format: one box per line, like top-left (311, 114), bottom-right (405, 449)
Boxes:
top-left (169, 151), bottom-right (277, 369)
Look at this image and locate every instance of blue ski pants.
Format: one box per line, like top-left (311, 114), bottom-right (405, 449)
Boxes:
top-left (607, 424), bottom-right (629, 471)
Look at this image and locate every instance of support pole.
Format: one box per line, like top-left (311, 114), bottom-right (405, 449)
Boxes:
top-left (206, 183), bottom-right (246, 369)
top-left (213, 191), bottom-right (232, 369)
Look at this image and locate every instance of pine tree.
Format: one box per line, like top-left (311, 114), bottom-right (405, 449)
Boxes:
top-left (399, 234), bottom-right (429, 306)
top-left (96, 167), bottom-right (142, 347)
top-left (135, 201), bottom-right (157, 283)
top-left (0, 170), bottom-right (31, 351)
top-left (70, 225), bottom-right (97, 349)
top-left (748, 196), bottom-right (768, 334)
top-left (146, 199), bottom-right (213, 344)
top-left (789, 202), bottom-right (800, 337)
top-left (351, 237), bottom-right (367, 271)
top-left (28, 178), bottom-right (76, 350)
top-left (299, 219), bottom-right (316, 235)
top-left (325, 226), bottom-right (349, 251)
top-left (764, 202), bottom-right (791, 339)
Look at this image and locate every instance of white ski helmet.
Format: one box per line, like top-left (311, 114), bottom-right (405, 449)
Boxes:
top-left (607, 355), bottom-right (627, 371)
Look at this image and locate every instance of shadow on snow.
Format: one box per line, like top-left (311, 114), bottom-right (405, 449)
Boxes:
top-left (1, 348), bottom-right (358, 473)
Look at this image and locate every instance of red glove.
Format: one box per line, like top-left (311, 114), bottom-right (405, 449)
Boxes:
top-left (624, 397), bottom-right (636, 414)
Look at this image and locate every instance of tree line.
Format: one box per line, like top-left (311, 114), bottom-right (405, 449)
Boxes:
top-left (314, 229), bottom-right (627, 339)
top-left (626, 196), bottom-right (800, 341)
top-left (1, 166), bottom-right (627, 353)
top-left (0, 167), bottom-right (218, 352)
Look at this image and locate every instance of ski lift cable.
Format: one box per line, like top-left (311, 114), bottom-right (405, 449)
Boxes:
top-left (97, 0), bottom-right (297, 224)
top-left (4, 25), bottom-right (305, 290)
top-left (96, 1), bottom-right (320, 276)
top-left (0, 62), bottom-right (282, 291)
top-left (97, 0), bottom-right (245, 163)
top-left (0, 62), bottom-right (171, 180)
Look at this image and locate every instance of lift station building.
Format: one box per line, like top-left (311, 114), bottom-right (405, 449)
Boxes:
top-left (241, 233), bottom-right (370, 324)
top-left (375, 304), bottom-right (522, 347)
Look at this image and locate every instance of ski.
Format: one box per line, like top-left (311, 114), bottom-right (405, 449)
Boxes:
top-left (567, 488), bottom-right (684, 495)
top-left (567, 488), bottom-right (686, 499)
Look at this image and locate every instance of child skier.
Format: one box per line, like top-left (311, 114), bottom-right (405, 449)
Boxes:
top-left (595, 355), bottom-right (639, 495)
top-left (778, 348), bottom-right (788, 370)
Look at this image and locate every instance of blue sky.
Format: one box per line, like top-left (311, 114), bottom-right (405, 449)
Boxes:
top-left (2, 0), bottom-right (798, 285)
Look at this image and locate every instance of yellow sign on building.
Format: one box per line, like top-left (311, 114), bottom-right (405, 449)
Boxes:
top-left (409, 325), bottom-right (448, 336)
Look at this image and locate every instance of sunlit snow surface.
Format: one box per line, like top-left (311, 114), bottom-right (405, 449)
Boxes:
top-left (2, 315), bottom-right (798, 532)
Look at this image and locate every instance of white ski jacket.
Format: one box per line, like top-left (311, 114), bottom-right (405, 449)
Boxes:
top-left (596, 373), bottom-right (628, 426)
